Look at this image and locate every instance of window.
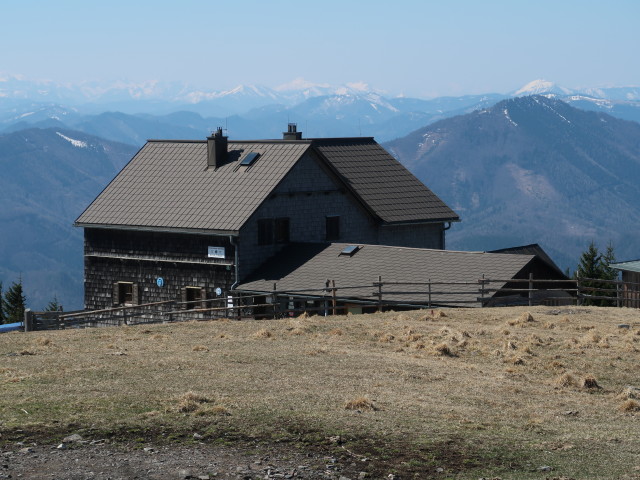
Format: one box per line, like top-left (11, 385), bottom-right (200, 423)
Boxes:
top-left (340, 245), bottom-right (361, 256)
top-left (112, 281), bottom-right (138, 306)
top-left (182, 286), bottom-right (205, 310)
top-left (274, 217), bottom-right (290, 243)
top-left (240, 152), bottom-right (260, 166)
top-left (258, 219), bottom-right (274, 245)
top-left (258, 217), bottom-right (290, 245)
top-left (326, 215), bottom-right (340, 241)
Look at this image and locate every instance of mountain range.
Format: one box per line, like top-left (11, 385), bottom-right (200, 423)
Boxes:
top-left (2, 77), bottom-right (640, 310)
top-left (4, 77), bottom-right (640, 144)
top-left (385, 95), bottom-right (640, 270)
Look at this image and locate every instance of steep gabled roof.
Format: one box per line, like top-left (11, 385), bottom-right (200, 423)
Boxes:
top-left (237, 242), bottom-right (534, 306)
top-left (489, 244), bottom-right (565, 277)
top-left (76, 140), bottom-right (311, 232)
top-left (75, 136), bottom-right (459, 233)
top-left (313, 138), bottom-right (459, 223)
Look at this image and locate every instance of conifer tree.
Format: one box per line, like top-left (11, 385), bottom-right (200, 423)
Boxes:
top-left (45, 295), bottom-right (62, 312)
top-left (601, 242), bottom-right (618, 281)
top-left (575, 242), bottom-right (618, 306)
top-left (575, 241), bottom-right (601, 280)
top-left (4, 279), bottom-right (26, 324)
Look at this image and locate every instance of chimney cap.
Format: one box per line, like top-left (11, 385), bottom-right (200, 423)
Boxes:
top-left (209, 127), bottom-right (227, 139)
top-left (283, 123), bottom-right (302, 140)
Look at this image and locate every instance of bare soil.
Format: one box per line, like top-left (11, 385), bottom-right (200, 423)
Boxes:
top-left (1, 440), bottom-right (368, 480)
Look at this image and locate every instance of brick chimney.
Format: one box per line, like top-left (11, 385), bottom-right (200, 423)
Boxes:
top-left (283, 123), bottom-right (302, 140)
top-left (207, 127), bottom-right (228, 169)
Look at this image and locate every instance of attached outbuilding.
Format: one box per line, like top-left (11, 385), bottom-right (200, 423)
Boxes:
top-left (610, 260), bottom-right (640, 308)
top-left (236, 242), bottom-right (572, 312)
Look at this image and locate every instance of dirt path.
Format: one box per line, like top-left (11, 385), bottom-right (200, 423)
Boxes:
top-left (1, 441), bottom-right (374, 480)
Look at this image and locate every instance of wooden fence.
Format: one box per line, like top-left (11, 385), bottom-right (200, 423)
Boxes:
top-left (577, 276), bottom-right (640, 307)
top-left (22, 275), bottom-right (640, 331)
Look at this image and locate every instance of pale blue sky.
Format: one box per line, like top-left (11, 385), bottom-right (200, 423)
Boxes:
top-left (2, 0), bottom-right (638, 97)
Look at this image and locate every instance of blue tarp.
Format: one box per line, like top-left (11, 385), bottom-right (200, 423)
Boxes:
top-left (0, 322), bottom-right (22, 333)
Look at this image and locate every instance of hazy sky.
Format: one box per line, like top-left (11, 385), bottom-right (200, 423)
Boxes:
top-left (2, 0), bottom-right (638, 98)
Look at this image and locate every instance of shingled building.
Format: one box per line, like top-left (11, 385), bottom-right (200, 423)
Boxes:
top-left (75, 126), bottom-right (459, 310)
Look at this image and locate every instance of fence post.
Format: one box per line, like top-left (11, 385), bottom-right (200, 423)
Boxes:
top-left (272, 282), bottom-right (278, 319)
top-left (479, 274), bottom-right (485, 307)
top-left (576, 277), bottom-right (582, 306)
top-left (377, 275), bottom-right (382, 313)
top-left (529, 273), bottom-right (534, 307)
top-left (324, 279), bottom-right (330, 317)
top-left (24, 308), bottom-right (34, 332)
top-left (616, 282), bottom-right (621, 308)
top-left (332, 280), bottom-right (337, 316)
top-left (428, 278), bottom-right (432, 309)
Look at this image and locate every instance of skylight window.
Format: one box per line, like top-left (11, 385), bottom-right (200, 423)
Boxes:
top-left (340, 245), bottom-right (361, 256)
top-left (240, 152), bottom-right (260, 166)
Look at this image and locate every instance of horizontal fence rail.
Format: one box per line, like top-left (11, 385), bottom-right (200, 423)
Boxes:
top-left (22, 275), bottom-right (639, 331)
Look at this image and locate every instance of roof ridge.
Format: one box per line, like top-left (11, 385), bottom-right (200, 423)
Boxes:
top-left (331, 242), bottom-right (525, 256)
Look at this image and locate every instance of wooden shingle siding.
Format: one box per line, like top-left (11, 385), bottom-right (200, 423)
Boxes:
top-left (84, 229), bottom-right (234, 310)
top-left (378, 223), bottom-right (444, 249)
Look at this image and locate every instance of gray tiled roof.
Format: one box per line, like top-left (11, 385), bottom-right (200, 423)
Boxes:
top-left (490, 243), bottom-right (565, 277)
top-left (76, 141), bottom-right (311, 232)
top-left (611, 260), bottom-right (640, 273)
top-left (76, 136), bottom-right (459, 232)
top-left (313, 138), bottom-right (459, 223)
top-left (237, 243), bottom-right (534, 306)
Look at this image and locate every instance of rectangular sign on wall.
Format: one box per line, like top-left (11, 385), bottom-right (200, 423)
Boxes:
top-left (207, 246), bottom-right (225, 259)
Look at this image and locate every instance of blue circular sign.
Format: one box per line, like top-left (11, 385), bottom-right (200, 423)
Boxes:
top-left (156, 277), bottom-right (164, 287)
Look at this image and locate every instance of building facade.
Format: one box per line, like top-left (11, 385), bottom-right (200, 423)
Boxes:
top-left (76, 126), bottom-right (459, 310)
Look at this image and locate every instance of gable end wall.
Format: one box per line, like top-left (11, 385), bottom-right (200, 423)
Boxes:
top-left (238, 151), bottom-right (378, 279)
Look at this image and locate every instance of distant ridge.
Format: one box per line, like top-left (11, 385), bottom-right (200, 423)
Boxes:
top-left (0, 127), bottom-right (137, 309)
top-left (385, 95), bottom-right (640, 270)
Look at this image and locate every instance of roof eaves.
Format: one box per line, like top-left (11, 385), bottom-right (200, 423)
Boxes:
top-left (74, 222), bottom-right (239, 237)
top-left (380, 216), bottom-right (461, 226)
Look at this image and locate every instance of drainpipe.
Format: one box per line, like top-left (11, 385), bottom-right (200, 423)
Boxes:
top-left (442, 222), bottom-right (452, 250)
top-left (229, 235), bottom-right (239, 290)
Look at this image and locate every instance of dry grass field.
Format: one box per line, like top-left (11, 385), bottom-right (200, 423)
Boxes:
top-left (1, 306), bottom-right (640, 478)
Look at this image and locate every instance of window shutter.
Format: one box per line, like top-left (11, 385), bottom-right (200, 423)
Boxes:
top-left (132, 283), bottom-right (139, 305)
top-left (112, 282), bottom-right (119, 306)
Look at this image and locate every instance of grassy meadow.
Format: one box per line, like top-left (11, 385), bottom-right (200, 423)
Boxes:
top-left (1, 306), bottom-right (639, 478)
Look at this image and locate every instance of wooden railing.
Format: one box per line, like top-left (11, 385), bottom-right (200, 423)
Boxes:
top-left (22, 275), bottom-right (640, 331)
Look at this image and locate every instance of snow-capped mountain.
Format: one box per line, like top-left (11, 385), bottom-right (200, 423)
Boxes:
top-left (507, 79), bottom-right (640, 124)
top-left (580, 86), bottom-right (640, 101)
top-left (511, 79), bottom-right (574, 97)
top-left (4, 74), bottom-right (640, 144)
